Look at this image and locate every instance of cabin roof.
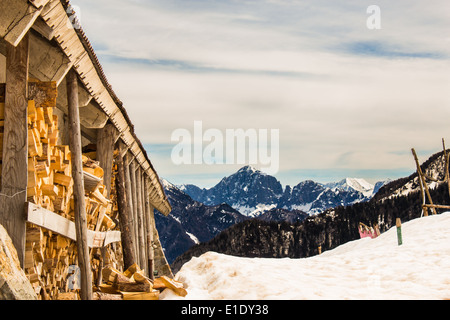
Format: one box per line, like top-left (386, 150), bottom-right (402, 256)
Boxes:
top-left (0, 0), bottom-right (171, 215)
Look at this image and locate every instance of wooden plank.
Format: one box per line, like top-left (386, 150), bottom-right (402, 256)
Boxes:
top-left (27, 201), bottom-right (77, 240)
top-left (0, 0), bottom-right (43, 46)
top-left (26, 202), bottom-right (120, 247)
top-left (28, 0), bottom-right (51, 9)
top-left (0, 34), bottom-right (29, 268)
top-left (66, 68), bottom-right (92, 300)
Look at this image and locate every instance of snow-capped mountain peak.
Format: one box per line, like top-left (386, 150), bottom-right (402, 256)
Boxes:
top-left (180, 167), bottom-right (387, 217)
top-left (326, 178), bottom-right (375, 197)
top-left (237, 165), bottom-right (259, 173)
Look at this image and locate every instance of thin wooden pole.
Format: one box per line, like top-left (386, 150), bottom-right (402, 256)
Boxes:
top-left (124, 151), bottom-right (137, 259)
top-left (422, 204), bottom-right (450, 210)
top-left (115, 139), bottom-right (136, 270)
top-left (140, 173), bottom-right (148, 276)
top-left (67, 69), bottom-right (92, 300)
top-left (129, 159), bottom-right (140, 265)
top-left (144, 178), bottom-right (155, 280)
top-left (135, 166), bottom-right (146, 270)
top-left (0, 34), bottom-right (29, 268)
top-left (412, 148), bottom-right (436, 215)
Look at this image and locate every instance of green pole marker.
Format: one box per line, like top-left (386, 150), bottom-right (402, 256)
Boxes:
top-left (396, 218), bottom-right (403, 246)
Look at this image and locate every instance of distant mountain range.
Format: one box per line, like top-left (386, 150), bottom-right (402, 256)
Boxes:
top-left (154, 179), bottom-right (248, 264)
top-left (155, 165), bottom-right (390, 264)
top-left (171, 149), bottom-right (450, 273)
top-left (180, 165), bottom-right (390, 216)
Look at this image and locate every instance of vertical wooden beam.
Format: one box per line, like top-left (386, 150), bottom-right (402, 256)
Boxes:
top-left (0, 34), bottom-right (29, 268)
top-left (115, 139), bottom-right (136, 270)
top-left (144, 178), bottom-right (155, 280)
top-left (140, 173), bottom-right (148, 276)
top-left (97, 123), bottom-right (119, 197)
top-left (66, 68), bottom-right (92, 300)
top-left (124, 151), bottom-right (137, 260)
top-left (135, 166), bottom-right (146, 271)
top-left (129, 159), bottom-right (140, 265)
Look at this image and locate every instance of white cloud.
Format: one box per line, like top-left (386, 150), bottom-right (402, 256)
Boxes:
top-left (70, 0), bottom-right (450, 186)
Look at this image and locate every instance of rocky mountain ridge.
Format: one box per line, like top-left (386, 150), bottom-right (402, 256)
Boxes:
top-left (181, 165), bottom-right (389, 216)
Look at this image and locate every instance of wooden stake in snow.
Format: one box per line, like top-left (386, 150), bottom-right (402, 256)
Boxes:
top-left (396, 218), bottom-right (403, 246)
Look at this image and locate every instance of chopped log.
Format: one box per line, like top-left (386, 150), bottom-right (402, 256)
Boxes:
top-left (90, 188), bottom-right (108, 205)
top-left (98, 283), bottom-right (118, 294)
top-left (158, 276), bottom-right (187, 297)
top-left (93, 291), bottom-right (122, 300)
top-left (120, 290), bottom-right (159, 300)
top-left (123, 262), bottom-right (140, 278)
top-left (56, 292), bottom-right (78, 300)
top-left (83, 171), bottom-right (101, 192)
top-left (54, 172), bottom-right (72, 187)
top-left (102, 265), bottom-right (131, 285)
top-left (133, 270), bottom-right (154, 291)
top-left (117, 281), bottom-right (150, 293)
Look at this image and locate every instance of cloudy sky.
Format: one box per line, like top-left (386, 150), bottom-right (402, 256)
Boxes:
top-left (70, 0), bottom-right (450, 188)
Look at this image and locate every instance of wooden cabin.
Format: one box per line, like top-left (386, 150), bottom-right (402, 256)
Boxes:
top-left (0, 0), bottom-right (173, 299)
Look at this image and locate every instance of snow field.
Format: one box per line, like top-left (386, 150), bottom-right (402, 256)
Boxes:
top-left (161, 212), bottom-right (450, 300)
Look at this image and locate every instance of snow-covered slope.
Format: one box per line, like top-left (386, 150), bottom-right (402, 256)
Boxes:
top-left (162, 212), bottom-right (450, 300)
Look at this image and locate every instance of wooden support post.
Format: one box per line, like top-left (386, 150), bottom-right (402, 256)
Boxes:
top-left (129, 159), bottom-right (140, 266)
top-left (115, 139), bottom-right (136, 270)
top-left (135, 166), bottom-right (146, 272)
top-left (66, 68), bottom-right (92, 300)
top-left (124, 151), bottom-right (137, 260)
top-left (0, 34), bottom-right (29, 268)
top-left (141, 173), bottom-right (149, 275)
top-left (97, 123), bottom-right (119, 197)
top-left (396, 218), bottom-right (402, 246)
top-left (144, 178), bottom-right (155, 280)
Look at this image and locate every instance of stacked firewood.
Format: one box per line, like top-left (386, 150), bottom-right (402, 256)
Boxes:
top-left (93, 263), bottom-right (187, 300)
top-left (24, 225), bottom-right (78, 299)
top-left (20, 85), bottom-right (120, 299)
